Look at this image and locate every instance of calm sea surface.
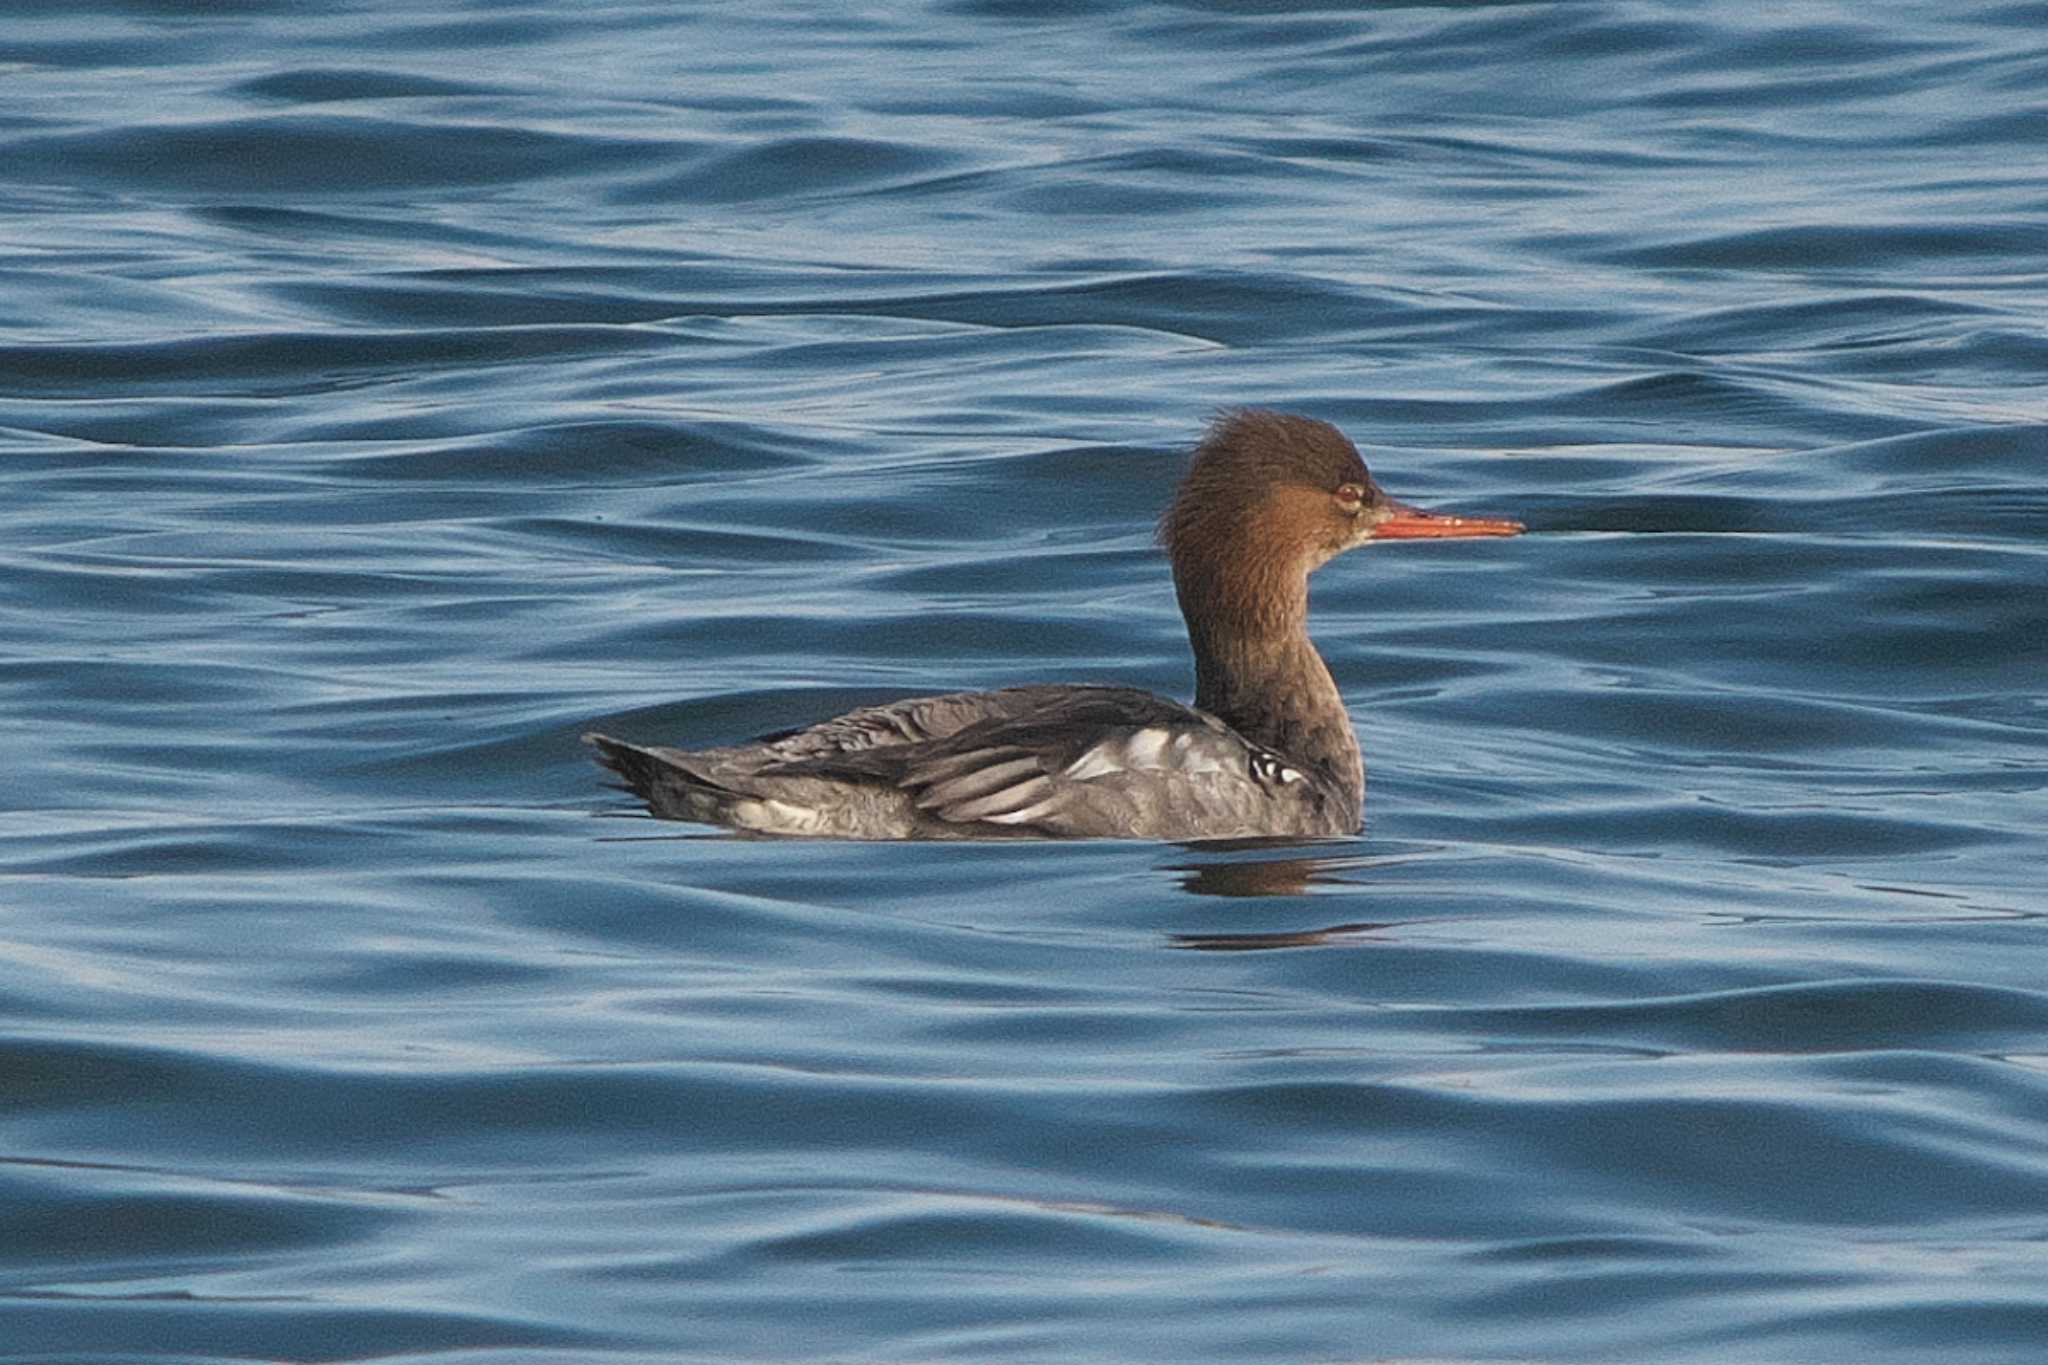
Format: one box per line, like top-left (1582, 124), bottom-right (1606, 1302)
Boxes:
top-left (5, 3), bottom-right (2047, 1361)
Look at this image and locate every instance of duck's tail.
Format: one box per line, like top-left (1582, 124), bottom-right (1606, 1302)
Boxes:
top-left (584, 733), bottom-right (741, 826)
top-left (585, 732), bottom-right (922, 837)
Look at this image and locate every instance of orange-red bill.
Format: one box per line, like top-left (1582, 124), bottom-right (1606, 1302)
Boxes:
top-left (1375, 499), bottom-right (1524, 539)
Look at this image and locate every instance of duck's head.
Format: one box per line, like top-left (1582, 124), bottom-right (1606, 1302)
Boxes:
top-left (1160, 410), bottom-right (1523, 586)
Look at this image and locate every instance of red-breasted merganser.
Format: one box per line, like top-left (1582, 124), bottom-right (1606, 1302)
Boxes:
top-left (587, 410), bottom-right (1522, 839)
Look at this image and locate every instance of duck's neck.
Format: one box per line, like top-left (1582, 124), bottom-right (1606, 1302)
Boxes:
top-left (1174, 556), bottom-right (1363, 812)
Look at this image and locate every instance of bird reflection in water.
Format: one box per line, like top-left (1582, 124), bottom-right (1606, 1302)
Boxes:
top-left (1163, 846), bottom-right (1416, 951)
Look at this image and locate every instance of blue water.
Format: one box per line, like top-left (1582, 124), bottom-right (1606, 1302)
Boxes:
top-left (5, 2), bottom-right (2047, 1360)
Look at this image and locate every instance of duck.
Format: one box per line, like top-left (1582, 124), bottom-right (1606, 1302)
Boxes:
top-left (586, 410), bottom-right (1522, 839)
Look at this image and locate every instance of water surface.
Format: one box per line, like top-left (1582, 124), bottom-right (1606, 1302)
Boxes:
top-left (4, 2), bottom-right (2047, 1361)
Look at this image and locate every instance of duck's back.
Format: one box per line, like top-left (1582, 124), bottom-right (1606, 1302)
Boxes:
top-left (587, 684), bottom-right (1356, 840)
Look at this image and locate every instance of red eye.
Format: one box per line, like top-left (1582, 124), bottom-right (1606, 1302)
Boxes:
top-left (1335, 483), bottom-right (1365, 511)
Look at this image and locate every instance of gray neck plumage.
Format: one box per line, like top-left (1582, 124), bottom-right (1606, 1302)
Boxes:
top-left (1176, 566), bottom-right (1364, 815)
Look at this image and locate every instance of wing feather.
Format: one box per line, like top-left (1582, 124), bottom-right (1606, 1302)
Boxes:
top-left (911, 752), bottom-right (1046, 812)
top-left (940, 774), bottom-right (1057, 823)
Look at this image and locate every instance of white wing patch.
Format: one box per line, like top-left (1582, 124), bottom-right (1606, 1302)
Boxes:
top-left (1063, 742), bottom-right (1125, 782)
top-left (1247, 751), bottom-right (1303, 786)
top-left (1064, 727), bottom-right (1173, 782)
top-left (1124, 726), bottom-right (1170, 768)
top-left (1063, 725), bottom-right (1243, 785)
